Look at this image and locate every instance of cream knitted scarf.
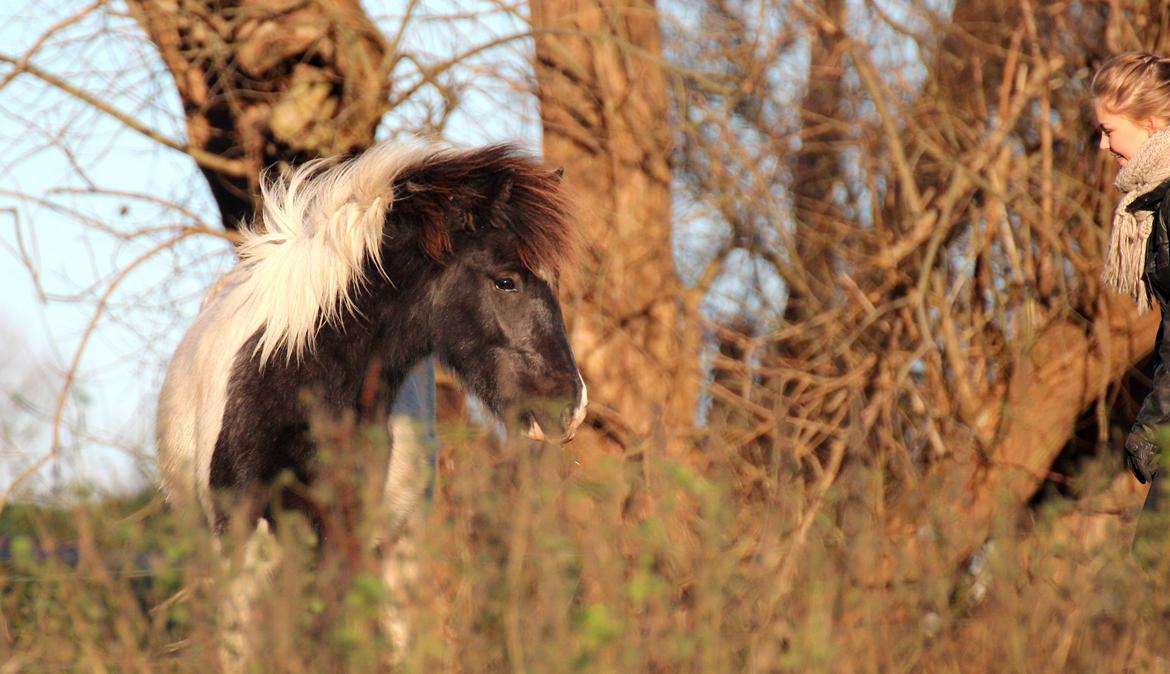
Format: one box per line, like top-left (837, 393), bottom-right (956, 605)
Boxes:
top-left (1104, 128), bottom-right (1170, 313)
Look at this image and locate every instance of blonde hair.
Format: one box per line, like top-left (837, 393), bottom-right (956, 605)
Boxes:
top-left (1092, 51), bottom-right (1170, 121)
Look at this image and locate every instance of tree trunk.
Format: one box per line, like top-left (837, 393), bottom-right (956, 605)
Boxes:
top-left (127, 0), bottom-right (391, 227)
top-left (530, 0), bottom-right (699, 448)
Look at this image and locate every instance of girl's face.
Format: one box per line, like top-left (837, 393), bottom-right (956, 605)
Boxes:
top-left (1096, 102), bottom-right (1167, 167)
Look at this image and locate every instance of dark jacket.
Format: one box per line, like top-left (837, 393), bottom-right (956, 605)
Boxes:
top-left (1130, 178), bottom-right (1170, 436)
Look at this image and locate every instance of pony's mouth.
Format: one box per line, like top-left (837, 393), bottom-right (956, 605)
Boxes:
top-left (520, 403), bottom-right (585, 444)
top-left (524, 419), bottom-right (547, 442)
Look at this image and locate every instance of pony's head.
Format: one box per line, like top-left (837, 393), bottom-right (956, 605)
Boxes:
top-left (229, 142), bottom-right (587, 442)
top-left (390, 145), bottom-right (587, 442)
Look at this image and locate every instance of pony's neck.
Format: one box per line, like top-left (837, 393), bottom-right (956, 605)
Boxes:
top-left (352, 247), bottom-right (437, 406)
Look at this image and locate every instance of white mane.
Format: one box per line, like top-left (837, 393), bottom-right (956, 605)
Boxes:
top-left (219, 141), bottom-right (438, 366)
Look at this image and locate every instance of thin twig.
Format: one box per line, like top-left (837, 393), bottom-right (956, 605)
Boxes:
top-left (0, 229), bottom-right (201, 512)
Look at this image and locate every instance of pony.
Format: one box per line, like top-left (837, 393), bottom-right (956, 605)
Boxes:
top-left (156, 140), bottom-right (587, 540)
top-left (156, 141), bottom-right (588, 665)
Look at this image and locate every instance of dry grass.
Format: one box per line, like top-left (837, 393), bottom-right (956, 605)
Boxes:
top-left (1, 415), bottom-right (1168, 674)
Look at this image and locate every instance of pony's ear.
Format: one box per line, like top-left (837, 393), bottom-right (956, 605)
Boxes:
top-left (487, 170), bottom-right (515, 228)
top-left (494, 173), bottom-right (514, 206)
top-left (552, 167), bottom-right (565, 182)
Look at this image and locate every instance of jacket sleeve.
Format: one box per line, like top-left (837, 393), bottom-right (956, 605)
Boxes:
top-left (1135, 301), bottom-right (1170, 436)
top-left (1133, 192), bottom-right (1170, 436)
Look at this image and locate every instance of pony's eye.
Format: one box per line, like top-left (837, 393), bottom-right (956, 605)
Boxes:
top-left (494, 278), bottom-right (517, 292)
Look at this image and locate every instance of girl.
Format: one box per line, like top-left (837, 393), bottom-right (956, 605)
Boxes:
top-left (1094, 52), bottom-right (1170, 501)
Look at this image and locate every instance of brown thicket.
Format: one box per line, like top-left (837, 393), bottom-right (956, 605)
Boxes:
top-left (674, 0), bottom-right (1167, 570)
